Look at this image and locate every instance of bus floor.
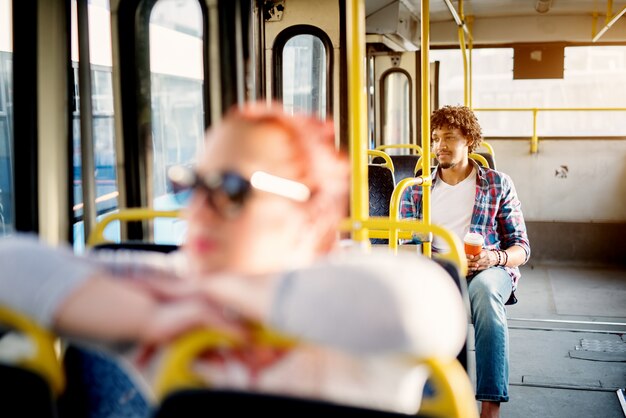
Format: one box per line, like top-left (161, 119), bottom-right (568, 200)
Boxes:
top-left (465, 263), bottom-right (626, 418)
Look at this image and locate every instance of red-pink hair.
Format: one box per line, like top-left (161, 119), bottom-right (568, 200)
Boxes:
top-left (213, 102), bottom-right (350, 251)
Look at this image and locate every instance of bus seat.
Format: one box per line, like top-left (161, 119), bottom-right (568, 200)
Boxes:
top-left (0, 307), bottom-right (64, 418)
top-left (86, 208), bottom-right (180, 248)
top-left (368, 164), bottom-right (395, 244)
top-left (154, 390), bottom-right (423, 418)
top-left (368, 150), bottom-right (395, 173)
top-left (474, 152), bottom-right (495, 170)
top-left (477, 141), bottom-right (496, 168)
top-left (0, 364), bottom-right (58, 417)
top-left (152, 333), bottom-right (474, 418)
top-left (372, 155), bottom-right (420, 183)
top-left (431, 258), bottom-right (470, 372)
top-left (506, 291), bottom-right (518, 305)
top-left (92, 242), bottom-right (179, 253)
top-left (412, 153), bottom-right (493, 175)
top-left (151, 251), bottom-right (477, 418)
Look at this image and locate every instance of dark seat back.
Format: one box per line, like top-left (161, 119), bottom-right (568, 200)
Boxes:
top-left (154, 389), bottom-right (430, 418)
top-left (92, 242), bottom-right (179, 253)
top-left (475, 152), bottom-right (496, 170)
top-left (0, 364), bottom-right (58, 418)
top-left (368, 165), bottom-right (395, 245)
top-left (431, 258), bottom-right (469, 372)
top-left (372, 155), bottom-right (420, 183)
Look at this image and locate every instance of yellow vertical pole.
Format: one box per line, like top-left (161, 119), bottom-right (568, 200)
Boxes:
top-left (467, 16), bottom-right (474, 109)
top-left (458, 28), bottom-right (468, 107)
top-left (458, 0), bottom-right (468, 107)
top-left (346, 0), bottom-right (369, 243)
top-left (530, 108), bottom-right (539, 154)
top-left (607, 0), bottom-right (613, 23)
top-left (421, 0), bottom-right (432, 257)
top-left (592, 12), bottom-right (598, 38)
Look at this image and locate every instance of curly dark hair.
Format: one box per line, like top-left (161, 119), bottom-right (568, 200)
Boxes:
top-left (431, 105), bottom-right (482, 153)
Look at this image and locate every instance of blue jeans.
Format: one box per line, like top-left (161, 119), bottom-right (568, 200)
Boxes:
top-left (61, 346), bottom-right (150, 418)
top-left (468, 267), bottom-right (512, 402)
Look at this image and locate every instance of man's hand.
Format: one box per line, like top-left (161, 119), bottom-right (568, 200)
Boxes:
top-left (466, 250), bottom-right (495, 274)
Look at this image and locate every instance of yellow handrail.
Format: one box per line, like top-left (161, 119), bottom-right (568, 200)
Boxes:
top-left (340, 216), bottom-right (468, 277)
top-left (0, 306), bottom-right (65, 396)
top-left (389, 176), bottom-right (467, 276)
top-left (153, 326), bottom-right (477, 418)
top-left (418, 357), bottom-right (478, 418)
top-left (468, 153), bottom-right (489, 168)
top-left (87, 208), bottom-right (181, 247)
top-left (367, 149), bottom-right (395, 172)
top-left (411, 153), bottom-right (488, 173)
top-left (375, 144), bottom-right (423, 155)
top-left (478, 140), bottom-right (495, 157)
top-left (153, 327), bottom-right (297, 400)
top-left (389, 177), bottom-right (426, 250)
top-left (414, 156), bottom-right (424, 175)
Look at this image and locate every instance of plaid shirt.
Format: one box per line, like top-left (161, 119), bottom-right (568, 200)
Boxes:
top-left (399, 162), bottom-right (531, 289)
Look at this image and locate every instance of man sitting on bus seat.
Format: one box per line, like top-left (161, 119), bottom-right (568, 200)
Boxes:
top-left (399, 105), bottom-right (530, 418)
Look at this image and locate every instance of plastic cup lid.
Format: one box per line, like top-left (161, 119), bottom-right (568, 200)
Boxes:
top-left (464, 232), bottom-right (484, 246)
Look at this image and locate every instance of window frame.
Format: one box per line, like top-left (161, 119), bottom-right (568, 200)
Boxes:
top-left (272, 24), bottom-right (334, 119)
top-left (379, 67), bottom-right (413, 148)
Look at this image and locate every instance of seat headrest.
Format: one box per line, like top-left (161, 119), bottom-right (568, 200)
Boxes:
top-left (271, 249), bottom-right (467, 358)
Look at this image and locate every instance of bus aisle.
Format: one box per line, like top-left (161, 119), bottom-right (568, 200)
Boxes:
top-left (481, 264), bottom-right (626, 418)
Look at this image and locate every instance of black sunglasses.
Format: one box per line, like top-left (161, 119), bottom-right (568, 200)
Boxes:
top-left (167, 165), bottom-right (311, 218)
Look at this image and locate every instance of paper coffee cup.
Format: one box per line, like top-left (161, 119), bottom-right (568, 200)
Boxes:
top-left (463, 232), bottom-right (484, 256)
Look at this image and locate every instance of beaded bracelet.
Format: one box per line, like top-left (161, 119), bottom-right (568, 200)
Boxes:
top-left (502, 250), bottom-right (508, 266)
top-left (491, 249), bottom-right (501, 266)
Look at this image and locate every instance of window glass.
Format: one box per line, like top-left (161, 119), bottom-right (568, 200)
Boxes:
top-left (431, 46), bottom-right (626, 137)
top-left (0, 0), bottom-right (13, 236)
top-left (71, 0), bottom-right (120, 251)
top-left (382, 71), bottom-right (411, 154)
top-left (282, 34), bottom-right (327, 120)
top-left (430, 49), bottom-right (464, 108)
top-left (149, 0), bottom-right (204, 244)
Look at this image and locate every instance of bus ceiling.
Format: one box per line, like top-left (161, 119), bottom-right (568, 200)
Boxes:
top-left (364, 0), bottom-right (626, 47)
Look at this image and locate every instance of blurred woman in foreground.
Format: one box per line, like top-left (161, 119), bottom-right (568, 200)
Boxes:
top-left (0, 103), bottom-right (467, 415)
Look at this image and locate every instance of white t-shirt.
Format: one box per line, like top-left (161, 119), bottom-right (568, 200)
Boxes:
top-left (431, 167), bottom-right (476, 252)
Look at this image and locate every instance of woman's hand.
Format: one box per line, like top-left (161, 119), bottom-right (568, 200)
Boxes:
top-left (140, 299), bottom-right (246, 346)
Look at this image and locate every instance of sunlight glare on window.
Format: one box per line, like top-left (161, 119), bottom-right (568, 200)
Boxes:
top-left (282, 34), bottom-right (327, 120)
top-left (149, 0), bottom-right (205, 244)
top-left (432, 47), bottom-right (626, 137)
top-left (382, 71), bottom-right (411, 154)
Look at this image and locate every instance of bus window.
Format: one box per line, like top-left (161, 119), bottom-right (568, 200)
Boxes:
top-left (432, 46), bottom-right (626, 137)
top-left (430, 49), bottom-right (464, 108)
top-left (0, 0), bottom-right (13, 237)
top-left (281, 34), bottom-right (327, 120)
top-left (71, 0), bottom-right (119, 251)
top-left (149, 0), bottom-right (205, 244)
top-left (381, 70), bottom-right (411, 154)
